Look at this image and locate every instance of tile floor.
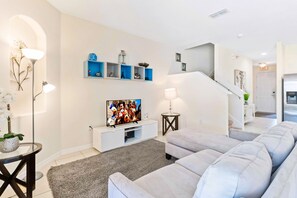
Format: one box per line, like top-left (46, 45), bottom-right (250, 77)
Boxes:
top-left (244, 117), bottom-right (277, 134)
top-left (3, 148), bottom-right (100, 198)
top-left (2, 119), bottom-right (274, 198)
top-left (3, 133), bottom-right (167, 198)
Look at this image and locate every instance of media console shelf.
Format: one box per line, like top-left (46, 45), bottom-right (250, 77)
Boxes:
top-left (92, 120), bottom-right (158, 152)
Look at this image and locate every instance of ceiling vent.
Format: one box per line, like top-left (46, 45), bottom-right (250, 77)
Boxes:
top-left (209, 9), bottom-right (229, 18)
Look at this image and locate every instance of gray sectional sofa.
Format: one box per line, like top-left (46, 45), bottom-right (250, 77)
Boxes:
top-left (108, 121), bottom-right (297, 198)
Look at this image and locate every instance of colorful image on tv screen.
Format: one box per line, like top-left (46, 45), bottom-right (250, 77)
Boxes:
top-left (106, 99), bottom-right (141, 126)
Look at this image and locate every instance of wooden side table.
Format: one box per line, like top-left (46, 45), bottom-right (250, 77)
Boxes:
top-left (161, 113), bottom-right (180, 135)
top-left (0, 143), bottom-right (42, 198)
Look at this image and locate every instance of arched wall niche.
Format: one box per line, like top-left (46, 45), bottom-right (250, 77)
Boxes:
top-left (9, 15), bottom-right (47, 116)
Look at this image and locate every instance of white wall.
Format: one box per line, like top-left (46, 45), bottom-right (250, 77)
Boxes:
top-left (214, 45), bottom-right (253, 97)
top-left (0, 0), bottom-right (61, 164)
top-left (60, 14), bottom-right (174, 149)
top-left (214, 45), bottom-right (253, 129)
top-left (60, 15), bottom-right (232, 150)
top-left (169, 43), bottom-right (214, 76)
top-left (276, 43), bottom-right (297, 123)
top-left (284, 45), bottom-right (297, 74)
top-left (164, 72), bottom-right (229, 134)
top-left (0, 1), bottom-right (234, 166)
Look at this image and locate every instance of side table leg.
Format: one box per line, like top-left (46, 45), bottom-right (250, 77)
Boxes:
top-left (162, 116), bottom-right (165, 135)
top-left (26, 155), bottom-right (36, 198)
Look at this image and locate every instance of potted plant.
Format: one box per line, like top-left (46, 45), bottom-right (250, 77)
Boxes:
top-left (244, 92), bottom-right (250, 105)
top-left (0, 89), bottom-right (24, 152)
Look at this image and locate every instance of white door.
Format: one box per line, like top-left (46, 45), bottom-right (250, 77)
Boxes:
top-left (255, 71), bottom-right (276, 113)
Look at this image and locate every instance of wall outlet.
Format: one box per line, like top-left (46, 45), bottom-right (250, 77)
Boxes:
top-left (144, 113), bottom-right (149, 119)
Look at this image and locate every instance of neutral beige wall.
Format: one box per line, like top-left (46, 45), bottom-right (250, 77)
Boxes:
top-left (60, 14), bottom-right (174, 149)
top-left (0, 1), bottom-right (234, 163)
top-left (60, 14), bottom-right (231, 150)
top-left (165, 72), bottom-right (229, 134)
top-left (0, 0), bottom-right (61, 164)
top-left (284, 45), bottom-right (297, 74)
top-left (214, 45), bottom-right (253, 98)
top-left (276, 43), bottom-right (297, 123)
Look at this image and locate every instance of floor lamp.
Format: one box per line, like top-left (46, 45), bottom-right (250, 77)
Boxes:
top-left (22, 48), bottom-right (55, 180)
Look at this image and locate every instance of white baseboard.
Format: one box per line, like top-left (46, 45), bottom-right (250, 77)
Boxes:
top-left (36, 151), bottom-right (61, 170)
top-left (36, 143), bottom-right (92, 172)
top-left (60, 143), bottom-right (92, 156)
top-left (17, 144), bottom-right (93, 179)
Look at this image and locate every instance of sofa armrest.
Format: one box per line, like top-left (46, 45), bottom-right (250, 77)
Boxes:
top-left (108, 172), bottom-right (154, 198)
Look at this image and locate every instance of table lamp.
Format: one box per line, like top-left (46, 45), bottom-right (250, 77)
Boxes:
top-left (164, 88), bottom-right (177, 114)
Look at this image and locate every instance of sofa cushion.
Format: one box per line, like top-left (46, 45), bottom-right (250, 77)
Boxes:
top-left (194, 141), bottom-right (272, 198)
top-left (254, 129), bottom-right (294, 171)
top-left (167, 128), bottom-right (241, 153)
top-left (262, 143), bottom-right (297, 198)
top-left (277, 121), bottom-right (297, 141)
top-left (135, 164), bottom-right (200, 198)
top-left (176, 149), bottom-right (222, 176)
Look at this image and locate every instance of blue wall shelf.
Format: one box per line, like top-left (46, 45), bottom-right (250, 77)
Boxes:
top-left (145, 68), bottom-right (153, 81)
top-left (84, 61), bottom-right (104, 78)
top-left (84, 58), bottom-right (153, 82)
top-left (121, 64), bottom-right (132, 80)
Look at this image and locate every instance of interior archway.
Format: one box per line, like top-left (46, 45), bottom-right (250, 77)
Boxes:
top-left (9, 15), bottom-right (47, 116)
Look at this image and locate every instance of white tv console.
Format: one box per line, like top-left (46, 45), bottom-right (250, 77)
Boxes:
top-left (92, 120), bottom-right (158, 152)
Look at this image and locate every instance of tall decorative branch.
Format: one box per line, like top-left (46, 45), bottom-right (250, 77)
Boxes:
top-left (10, 41), bottom-right (32, 91)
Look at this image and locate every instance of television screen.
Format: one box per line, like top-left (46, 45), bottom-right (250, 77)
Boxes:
top-left (106, 99), bottom-right (141, 126)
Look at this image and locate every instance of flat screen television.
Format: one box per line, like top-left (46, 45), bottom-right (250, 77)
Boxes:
top-left (106, 99), bottom-right (141, 126)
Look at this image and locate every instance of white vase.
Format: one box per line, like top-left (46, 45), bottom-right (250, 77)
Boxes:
top-left (0, 137), bottom-right (20, 153)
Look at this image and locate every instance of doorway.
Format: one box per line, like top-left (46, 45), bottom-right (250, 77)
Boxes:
top-left (254, 68), bottom-right (276, 118)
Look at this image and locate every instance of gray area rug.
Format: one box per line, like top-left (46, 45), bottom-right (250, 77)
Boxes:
top-left (47, 139), bottom-right (174, 198)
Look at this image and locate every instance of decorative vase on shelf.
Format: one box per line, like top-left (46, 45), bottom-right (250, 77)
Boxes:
top-left (118, 50), bottom-right (127, 64)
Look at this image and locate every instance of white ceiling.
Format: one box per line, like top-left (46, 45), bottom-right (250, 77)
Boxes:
top-left (47, 0), bottom-right (297, 63)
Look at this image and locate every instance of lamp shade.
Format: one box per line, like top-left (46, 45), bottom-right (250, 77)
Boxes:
top-left (42, 82), bottom-right (55, 93)
top-left (22, 48), bottom-right (44, 60)
top-left (164, 88), bottom-right (177, 100)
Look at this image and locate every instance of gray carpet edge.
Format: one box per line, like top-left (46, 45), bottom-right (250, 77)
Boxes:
top-left (47, 139), bottom-right (174, 198)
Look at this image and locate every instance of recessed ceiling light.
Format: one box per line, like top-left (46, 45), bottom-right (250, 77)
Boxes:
top-left (237, 33), bottom-right (243, 39)
top-left (261, 52), bottom-right (267, 56)
top-left (209, 9), bottom-right (229, 18)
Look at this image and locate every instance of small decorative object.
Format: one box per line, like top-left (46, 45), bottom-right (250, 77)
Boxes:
top-left (88, 53), bottom-right (97, 61)
top-left (108, 72), bottom-right (114, 77)
top-left (0, 89), bottom-right (24, 153)
top-left (234, 69), bottom-right (246, 90)
top-left (134, 73), bottom-right (141, 79)
top-left (88, 70), bottom-right (91, 76)
top-left (138, 62), bottom-right (149, 68)
top-left (244, 93), bottom-right (250, 105)
top-left (121, 72), bottom-right (125, 79)
top-left (95, 72), bottom-right (101, 77)
top-left (176, 53), bottom-right (181, 62)
top-left (10, 40), bottom-right (32, 91)
top-left (118, 50), bottom-right (127, 64)
top-left (182, 63), bottom-right (187, 71)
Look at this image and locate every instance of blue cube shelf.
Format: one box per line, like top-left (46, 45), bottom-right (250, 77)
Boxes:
top-left (121, 64), bottom-right (132, 80)
top-left (85, 61), bottom-right (104, 78)
top-left (145, 68), bottom-right (153, 81)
